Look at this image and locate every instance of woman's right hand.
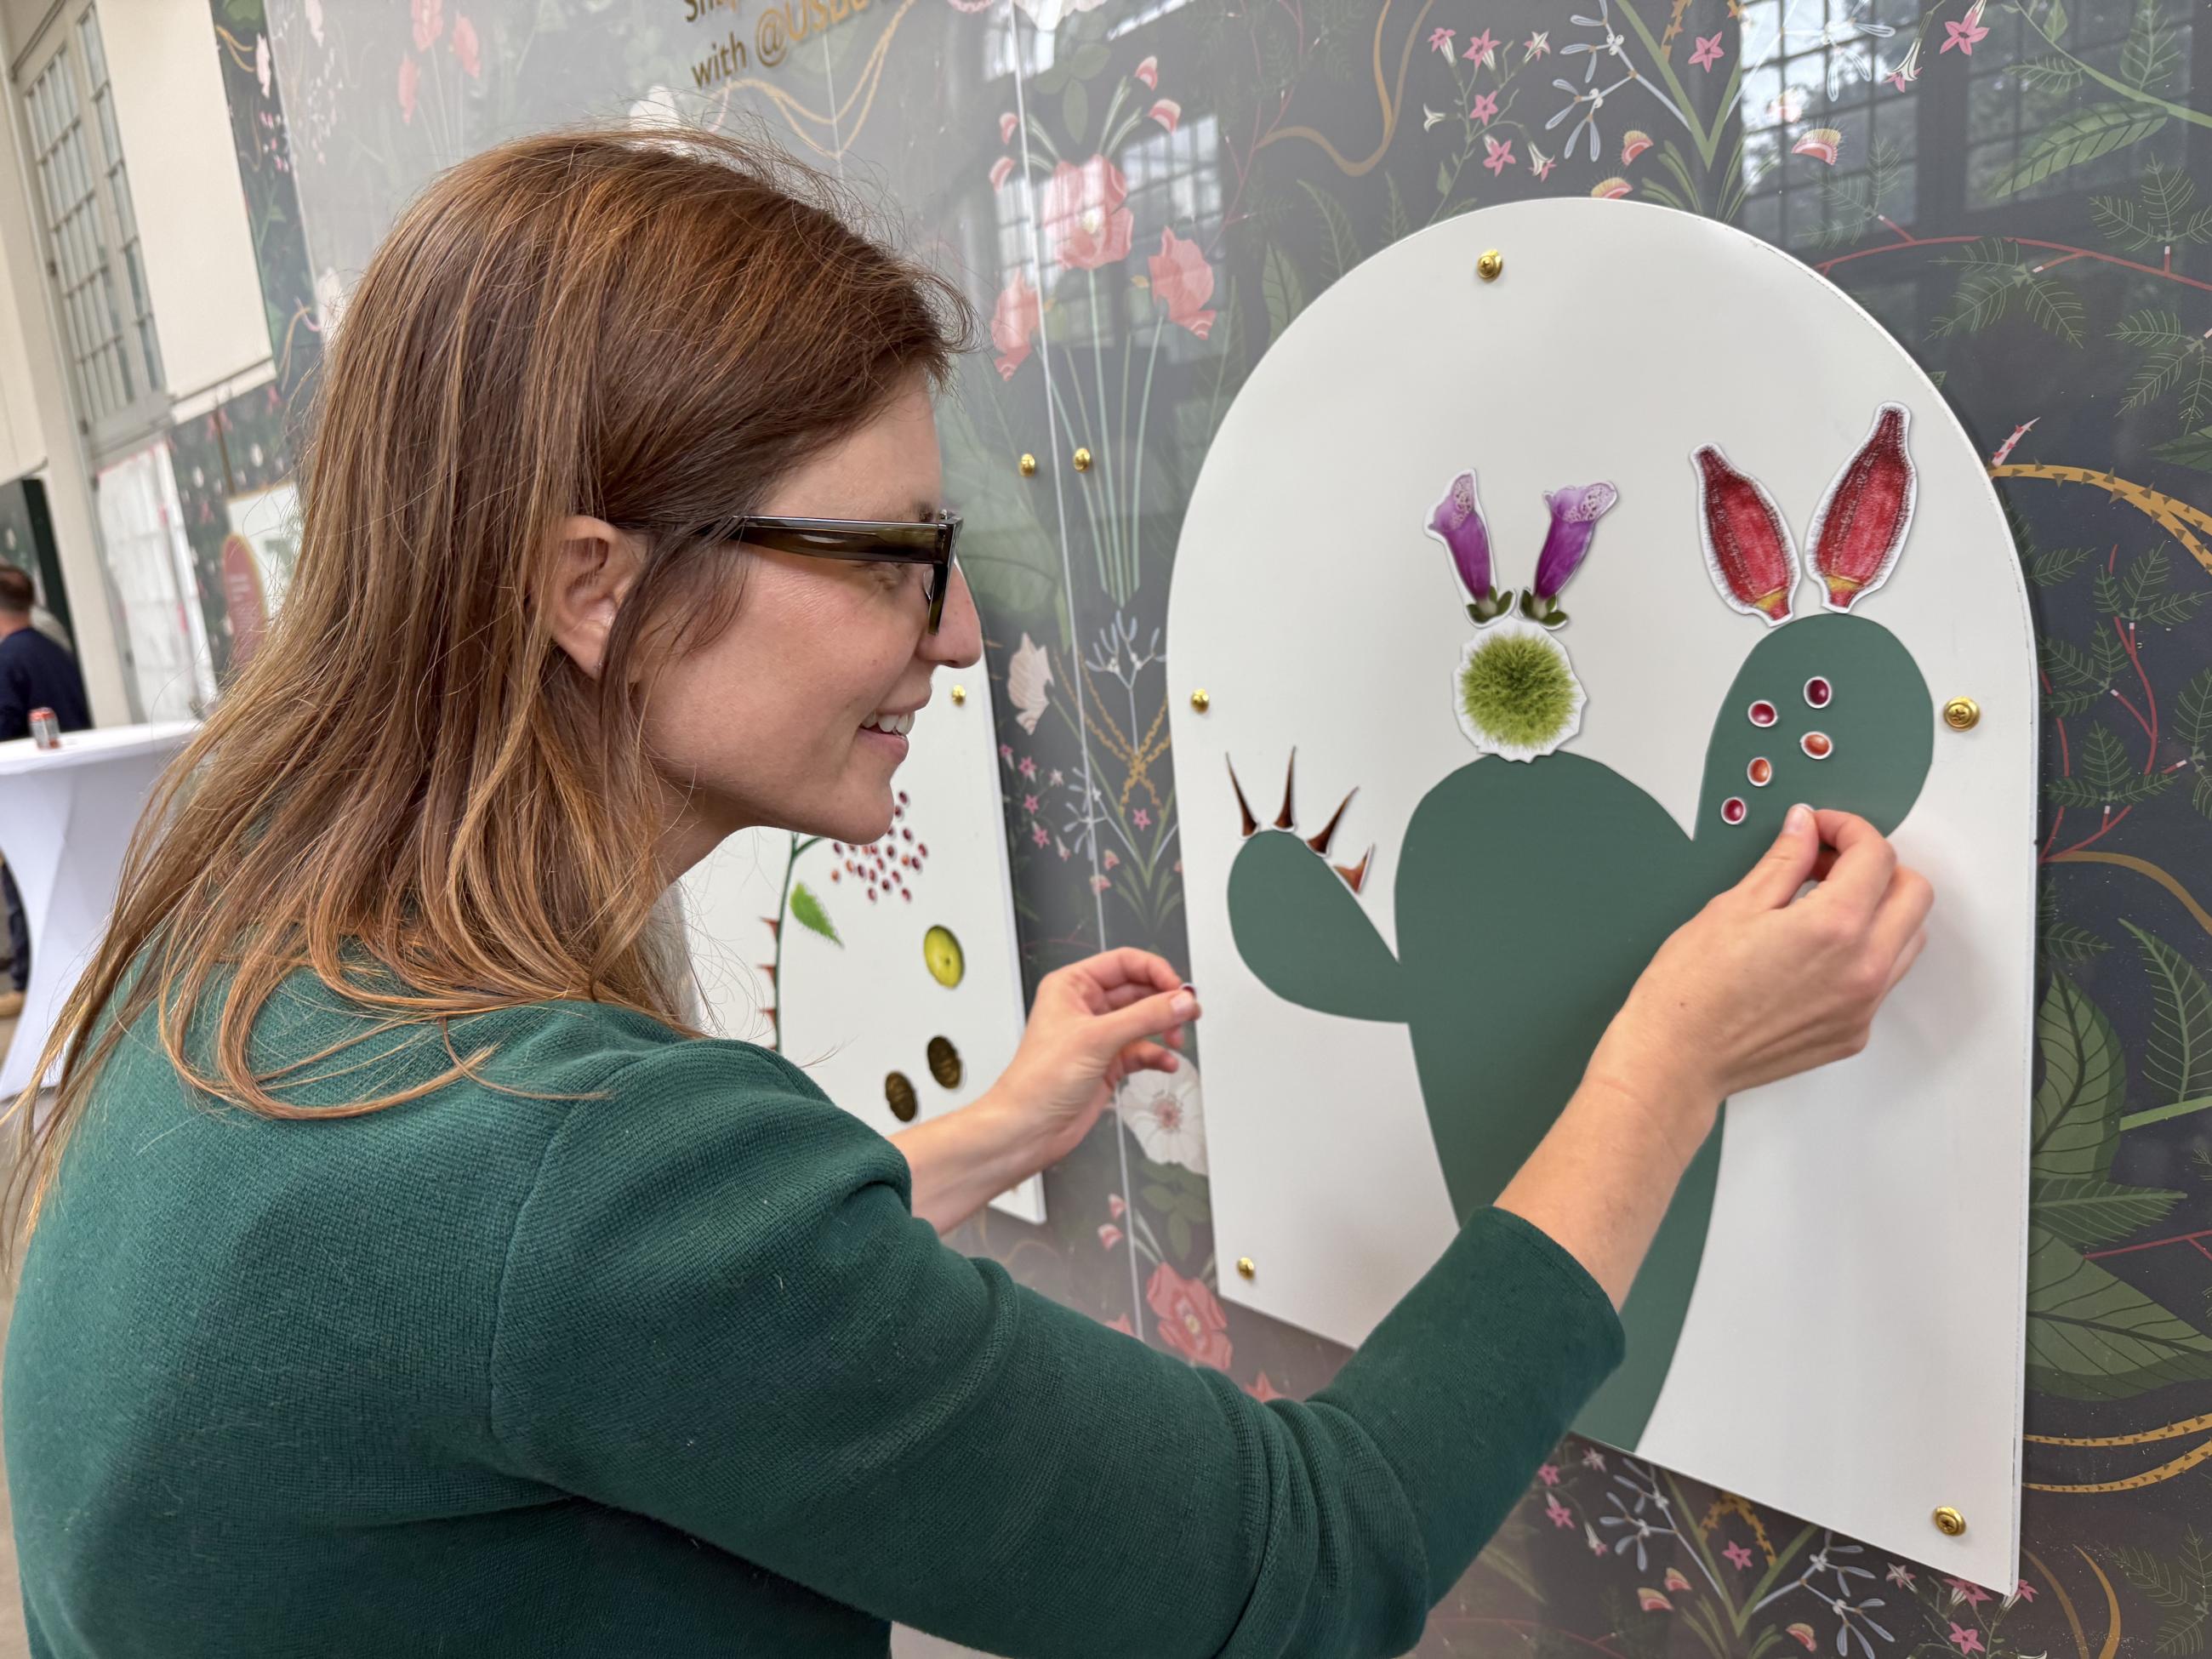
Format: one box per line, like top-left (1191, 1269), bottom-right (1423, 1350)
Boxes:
top-left (1588, 803), bottom-right (1934, 1117)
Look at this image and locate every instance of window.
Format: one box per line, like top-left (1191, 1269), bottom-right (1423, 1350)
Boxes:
top-left (20, 2), bottom-right (164, 453)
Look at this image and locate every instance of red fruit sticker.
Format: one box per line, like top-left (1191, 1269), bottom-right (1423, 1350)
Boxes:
top-left (1722, 796), bottom-right (1748, 824)
top-left (1749, 699), bottom-right (1778, 727)
top-left (1802, 732), bottom-right (1833, 760)
top-left (1807, 403), bottom-right (1917, 612)
top-left (1804, 676), bottom-right (1833, 707)
top-left (1693, 444), bottom-right (1798, 625)
top-left (1748, 757), bottom-right (1773, 786)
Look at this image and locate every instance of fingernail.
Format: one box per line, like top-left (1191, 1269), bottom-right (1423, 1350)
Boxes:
top-left (1181, 981), bottom-right (1197, 994)
top-left (1172, 991), bottom-right (1198, 1018)
top-left (1786, 803), bottom-right (1811, 835)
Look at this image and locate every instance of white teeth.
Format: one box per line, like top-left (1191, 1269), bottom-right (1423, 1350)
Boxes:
top-left (864, 711), bottom-right (915, 736)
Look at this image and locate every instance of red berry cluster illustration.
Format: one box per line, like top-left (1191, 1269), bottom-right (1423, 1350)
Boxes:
top-left (829, 791), bottom-right (932, 904)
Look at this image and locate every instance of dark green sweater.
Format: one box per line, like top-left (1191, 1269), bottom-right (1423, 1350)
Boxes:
top-left (5, 983), bottom-right (1622, 1657)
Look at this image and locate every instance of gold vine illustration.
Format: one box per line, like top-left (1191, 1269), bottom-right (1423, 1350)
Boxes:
top-left (2026, 1410), bottom-right (2212, 1492)
top-left (1991, 462), bottom-right (2212, 579)
top-left (710, 0), bottom-right (919, 158)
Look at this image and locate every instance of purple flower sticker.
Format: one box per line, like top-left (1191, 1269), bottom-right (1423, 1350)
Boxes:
top-left (1522, 481), bottom-right (1617, 627)
top-left (1427, 470), bottom-right (1514, 623)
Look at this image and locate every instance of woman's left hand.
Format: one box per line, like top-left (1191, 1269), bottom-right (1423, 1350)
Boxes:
top-left (992, 949), bottom-right (1200, 1166)
top-left (895, 949), bottom-right (1199, 1233)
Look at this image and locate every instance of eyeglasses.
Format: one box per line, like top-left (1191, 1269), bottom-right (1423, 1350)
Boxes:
top-left (733, 510), bottom-right (963, 633)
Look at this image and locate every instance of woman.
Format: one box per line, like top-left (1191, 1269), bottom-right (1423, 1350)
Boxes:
top-left (3, 128), bottom-right (1930, 1657)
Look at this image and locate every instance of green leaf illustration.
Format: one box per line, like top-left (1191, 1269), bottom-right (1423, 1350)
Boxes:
top-left (1298, 180), bottom-right (1360, 284)
top-left (2153, 426), bottom-right (2212, 471)
top-left (2123, 921), bottom-right (2212, 1108)
top-left (2092, 160), bottom-right (2212, 252)
top-left (2047, 722), bottom-right (2175, 807)
top-left (2038, 633), bottom-right (2110, 715)
top-left (2024, 544), bottom-right (2094, 586)
top-left (2175, 664), bottom-right (2212, 750)
top-left (1989, 105), bottom-right (2168, 199)
top-left (2032, 972), bottom-right (2125, 1181)
top-left (2027, 1223), bottom-right (2212, 1399)
top-left (1933, 237), bottom-right (2084, 344)
top-left (2120, 0), bottom-right (2179, 89)
top-left (2111, 1531), bottom-right (2212, 1657)
top-left (2032, 1175), bottom-right (2182, 1247)
top-left (789, 881), bottom-right (841, 945)
top-left (1261, 242), bottom-right (1305, 343)
top-left (2039, 884), bottom-right (2112, 964)
top-left (1384, 173), bottom-right (1412, 246)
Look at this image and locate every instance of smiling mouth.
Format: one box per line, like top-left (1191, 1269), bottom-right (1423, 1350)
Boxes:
top-left (861, 710), bottom-right (916, 737)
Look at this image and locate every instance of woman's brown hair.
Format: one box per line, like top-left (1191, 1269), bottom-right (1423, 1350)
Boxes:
top-left (5, 124), bottom-right (971, 1246)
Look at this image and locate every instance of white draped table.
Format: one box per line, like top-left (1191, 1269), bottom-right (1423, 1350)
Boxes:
top-left (0, 721), bottom-right (197, 1098)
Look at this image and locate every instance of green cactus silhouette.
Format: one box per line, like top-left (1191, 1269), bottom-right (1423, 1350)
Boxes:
top-left (1229, 613), bottom-right (1933, 1448)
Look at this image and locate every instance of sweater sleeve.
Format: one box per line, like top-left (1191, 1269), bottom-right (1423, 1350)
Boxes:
top-left (487, 1040), bottom-right (1622, 1659)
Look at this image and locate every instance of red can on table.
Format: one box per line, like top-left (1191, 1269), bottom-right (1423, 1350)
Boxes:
top-left (28, 707), bottom-right (60, 750)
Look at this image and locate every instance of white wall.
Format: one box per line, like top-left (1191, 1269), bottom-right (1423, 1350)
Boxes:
top-left (99, 0), bottom-right (269, 401)
top-left (0, 199), bottom-right (43, 484)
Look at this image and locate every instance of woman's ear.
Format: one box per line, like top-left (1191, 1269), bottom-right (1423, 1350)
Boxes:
top-left (545, 516), bottom-right (648, 681)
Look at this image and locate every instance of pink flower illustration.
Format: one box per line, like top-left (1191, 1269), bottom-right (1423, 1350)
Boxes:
top-left (1031, 823), bottom-right (1050, 847)
top-left (1941, 9), bottom-right (1987, 51)
top-left (1133, 54), bottom-right (1158, 87)
top-left (1102, 849), bottom-right (1120, 869)
top-left (1723, 1541), bottom-right (1754, 1570)
top-left (1108, 1193), bottom-right (1126, 1218)
top-left (1636, 1588), bottom-right (1673, 1612)
top-left (1536, 1463), bottom-right (1559, 1485)
top-left (1582, 1447), bottom-right (1607, 1470)
top-left (1530, 145), bottom-right (1556, 180)
top-left (1023, 793), bottom-right (1040, 813)
top-left (1428, 26), bottom-right (1455, 53)
top-left (1886, 1564), bottom-right (1916, 1587)
top-left (1465, 26), bottom-right (1498, 62)
top-left (1786, 1626), bottom-right (1816, 1651)
top-left (1663, 1567), bottom-right (1692, 1593)
top-left (1246, 1371), bottom-right (1286, 1401)
top-left (397, 55), bottom-right (419, 124)
top-left (990, 269), bottom-right (1040, 379)
top-left (1943, 1578), bottom-right (1993, 1606)
top-left (1000, 110), bottom-right (1019, 142)
top-left (1103, 1312), bottom-right (1136, 1336)
top-left (1483, 136), bottom-right (1515, 174)
top-left (1148, 228), bottom-right (1217, 339)
top-left (1098, 1223), bottom-right (1124, 1250)
top-left (1525, 30), bottom-right (1550, 55)
top-left (1149, 98), bottom-right (1181, 133)
top-left (999, 742), bottom-right (1014, 762)
top-left (1040, 157), bottom-right (1135, 271)
top-left (1690, 31), bottom-right (1725, 68)
top-left (1545, 1494), bottom-right (1574, 1527)
top-left (1147, 1263), bottom-right (1233, 1369)
top-left (1470, 90), bottom-right (1499, 124)
top-left (451, 14), bottom-right (480, 77)
top-left (2014, 1580), bottom-right (2037, 1602)
top-left (1018, 755), bottom-right (1038, 779)
top-left (989, 156), bottom-right (1016, 191)
top-left (1947, 1626), bottom-right (1983, 1656)
top-left (1132, 807), bottom-right (1151, 829)
top-left (410, 0), bottom-right (444, 51)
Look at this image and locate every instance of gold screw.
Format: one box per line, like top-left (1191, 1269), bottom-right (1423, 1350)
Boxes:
top-left (950, 684), bottom-right (967, 705)
top-left (1477, 248), bottom-right (1504, 282)
top-left (1943, 697), bottom-right (1981, 732)
top-left (1018, 453), bottom-right (1037, 476)
top-left (1190, 688), bottom-right (1211, 713)
top-left (1072, 447), bottom-right (1092, 472)
top-left (1932, 1506), bottom-right (1967, 1537)
top-left (1235, 1256), bottom-right (1256, 1280)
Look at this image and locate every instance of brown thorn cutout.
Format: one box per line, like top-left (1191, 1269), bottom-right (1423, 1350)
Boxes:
top-left (1307, 790), bottom-right (1357, 857)
top-left (1274, 750), bottom-right (1297, 830)
top-left (1333, 846), bottom-right (1374, 894)
top-left (1226, 755), bottom-right (1258, 838)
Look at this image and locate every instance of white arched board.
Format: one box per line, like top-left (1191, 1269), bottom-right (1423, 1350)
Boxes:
top-left (682, 672), bottom-right (1043, 1223)
top-left (1167, 199), bottom-right (2033, 1588)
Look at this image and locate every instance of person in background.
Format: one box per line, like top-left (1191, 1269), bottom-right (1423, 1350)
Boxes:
top-left (0, 564), bottom-right (91, 1020)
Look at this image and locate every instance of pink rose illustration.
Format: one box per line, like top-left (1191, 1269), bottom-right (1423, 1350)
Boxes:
top-left (1133, 54), bottom-right (1158, 87)
top-left (990, 269), bottom-right (1040, 379)
top-left (1146, 1263), bottom-right (1233, 1370)
top-left (989, 156), bottom-right (1015, 191)
top-left (1149, 98), bottom-right (1181, 134)
top-left (411, 0), bottom-right (444, 51)
top-left (397, 55), bottom-right (419, 124)
top-left (1147, 228), bottom-right (1216, 339)
top-left (451, 14), bottom-right (481, 77)
top-left (1040, 157), bottom-right (1134, 271)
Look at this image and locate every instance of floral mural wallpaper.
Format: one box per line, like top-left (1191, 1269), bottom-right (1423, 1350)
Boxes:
top-left (216, 0), bottom-right (2210, 1645)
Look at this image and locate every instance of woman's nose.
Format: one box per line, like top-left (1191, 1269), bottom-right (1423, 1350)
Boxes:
top-left (924, 562), bottom-right (983, 670)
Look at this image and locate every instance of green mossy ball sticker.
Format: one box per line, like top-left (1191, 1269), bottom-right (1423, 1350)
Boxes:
top-left (1455, 619), bottom-right (1587, 761)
